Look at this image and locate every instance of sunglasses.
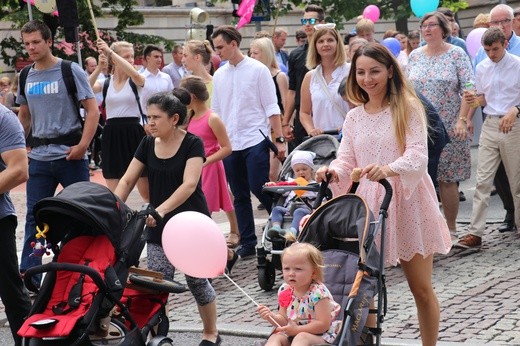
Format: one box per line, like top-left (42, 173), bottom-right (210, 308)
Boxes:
top-left (301, 18), bottom-right (318, 25)
top-left (314, 23), bottom-right (336, 30)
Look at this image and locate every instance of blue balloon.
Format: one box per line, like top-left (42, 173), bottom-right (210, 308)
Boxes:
top-left (382, 38), bottom-right (401, 58)
top-left (411, 0), bottom-right (440, 18)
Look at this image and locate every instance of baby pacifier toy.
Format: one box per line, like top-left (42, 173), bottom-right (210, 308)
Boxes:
top-left (30, 223), bottom-right (52, 257)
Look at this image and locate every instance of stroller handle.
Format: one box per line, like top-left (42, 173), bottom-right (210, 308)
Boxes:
top-left (378, 179), bottom-right (393, 213)
top-left (24, 262), bottom-right (109, 294)
top-left (313, 175), bottom-right (393, 212)
top-left (138, 203), bottom-right (162, 225)
top-left (313, 174), bottom-right (332, 210)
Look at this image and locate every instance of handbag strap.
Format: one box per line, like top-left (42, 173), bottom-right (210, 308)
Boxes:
top-left (314, 65), bottom-right (346, 118)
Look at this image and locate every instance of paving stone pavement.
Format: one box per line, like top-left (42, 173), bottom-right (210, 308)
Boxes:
top-left (2, 146), bottom-right (517, 345)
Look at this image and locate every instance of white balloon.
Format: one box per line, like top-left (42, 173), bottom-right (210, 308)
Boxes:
top-left (34, 0), bottom-right (57, 14)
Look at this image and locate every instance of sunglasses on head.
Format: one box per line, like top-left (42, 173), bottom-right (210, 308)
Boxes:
top-left (314, 23), bottom-right (336, 30)
top-left (301, 18), bottom-right (317, 25)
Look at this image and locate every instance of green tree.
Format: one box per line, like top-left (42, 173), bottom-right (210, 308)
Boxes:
top-left (0, 0), bottom-right (173, 68)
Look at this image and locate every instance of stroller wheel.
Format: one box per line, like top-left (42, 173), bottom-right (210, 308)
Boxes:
top-left (258, 259), bottom-right (276, 291)
top-left (90, 319), bottom-right (127, 345)
top-left (129, 274), bottom-right (188, 293)
top-left (147, 336), bottom-right (174, 346)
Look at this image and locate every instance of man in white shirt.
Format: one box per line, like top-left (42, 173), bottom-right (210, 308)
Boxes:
top-left (456, 27), bottom-right (520, 249)
top-left (161, 44), bottom-right (186, 88)
top-left (211, 25), bottom-right (286, 258)
top-left (140, 45), bottom-right (174, 111)
top-left (470, 4), bottom-right (520, 234)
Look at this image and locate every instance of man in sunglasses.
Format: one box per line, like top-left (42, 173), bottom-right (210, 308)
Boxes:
top-left (281, 4), bottom-right (325, 152)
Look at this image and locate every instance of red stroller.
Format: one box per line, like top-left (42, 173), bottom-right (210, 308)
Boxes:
top-left (18, 182), bottom-right (184, 346)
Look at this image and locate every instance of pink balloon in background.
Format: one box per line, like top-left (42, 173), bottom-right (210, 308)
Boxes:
top-left (466, 27), bottom-right (488, 60)
top-left (162, 211), bottom-right (227, 279)
top-left (363, 5), bottom-right (380, 23)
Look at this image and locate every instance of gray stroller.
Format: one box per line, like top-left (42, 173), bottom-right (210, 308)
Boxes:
top-left (298, 179), bottom-right (393, 345)
top-left (256, 134), bottom-right (339, 291)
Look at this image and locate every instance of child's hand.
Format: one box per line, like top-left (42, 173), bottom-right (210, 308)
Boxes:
top-left (265, 182), bottom-right (276, 187)
top-left (277, 319), bottom-right (299, 336)
top-left (257, 304), bottom-right (273, 322)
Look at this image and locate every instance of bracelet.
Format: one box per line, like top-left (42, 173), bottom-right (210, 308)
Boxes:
top-left (459, 117), bottom-right (467, 123)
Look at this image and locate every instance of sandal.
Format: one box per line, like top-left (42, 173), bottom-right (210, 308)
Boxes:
top-left (226, 233), bottom-right (240, 248)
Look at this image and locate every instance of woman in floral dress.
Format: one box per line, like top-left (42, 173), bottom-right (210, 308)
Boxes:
top-left (407, 12), bottom-right (474, 243)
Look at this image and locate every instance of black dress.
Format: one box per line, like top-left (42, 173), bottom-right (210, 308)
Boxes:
top-left (134, 132), bottom-right (209, 245)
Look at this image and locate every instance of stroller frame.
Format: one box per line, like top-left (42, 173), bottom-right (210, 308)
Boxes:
top-left (256, 134), bottom-right (339, 291)
top-left (298, 179), bottom-right (393, 346)
top-left (18, 182), bottom-right (176, 346)
top-left (336, 180), bottom-right (392, 346)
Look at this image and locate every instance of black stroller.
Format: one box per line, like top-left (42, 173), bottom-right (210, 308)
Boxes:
top-left (298, 179), bottom-right (393, 346)
top-left (18, 182), bottom-right (183, 346)
top-left (257, 134), bottom-right (339, 291)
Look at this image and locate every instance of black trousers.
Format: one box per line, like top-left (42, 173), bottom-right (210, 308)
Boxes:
top-left (494, 161), bottom-right (515, 223)
top-left (0, 215), bottom-right (31, 345)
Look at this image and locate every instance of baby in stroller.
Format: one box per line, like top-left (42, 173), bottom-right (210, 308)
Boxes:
top-left (266, 150), bottom-right (318, 239)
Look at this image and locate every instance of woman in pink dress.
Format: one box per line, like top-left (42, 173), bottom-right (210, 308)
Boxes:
top-left (316, 43), bottom-right (451, 346)
top-left (182, 75), bottom-right (239, 272)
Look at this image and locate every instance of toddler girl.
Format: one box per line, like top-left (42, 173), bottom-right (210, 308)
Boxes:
top-left (257, 242), bottom-right (341, 345)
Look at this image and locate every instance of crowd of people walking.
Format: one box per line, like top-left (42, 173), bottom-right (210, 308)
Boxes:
top-left (1, 3), bottom-right (519, 345)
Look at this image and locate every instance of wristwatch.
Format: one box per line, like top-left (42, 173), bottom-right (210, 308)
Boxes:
top-left (275, 136), bottom-right (286, 143)
top-left (515, 105), bottom-right (520, 118)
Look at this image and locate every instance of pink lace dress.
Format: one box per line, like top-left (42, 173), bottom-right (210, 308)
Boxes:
top-left (187, 110), bottom-right (234, 212)
top-left (329, 105), bottom-right (451, 265)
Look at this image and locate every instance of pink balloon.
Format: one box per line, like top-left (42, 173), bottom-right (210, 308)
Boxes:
top-left (363, 5), bottom-right (380, 23)
top-left (466, 27), bottom-right (488, 60)
top-left (162, 211), bottom-right (227, 279)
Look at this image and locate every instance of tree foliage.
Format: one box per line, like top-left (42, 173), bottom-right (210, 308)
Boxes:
top-left (0, 0), bottom-right (173, 69)
top-left (253, 0), bottom-right (468, 32)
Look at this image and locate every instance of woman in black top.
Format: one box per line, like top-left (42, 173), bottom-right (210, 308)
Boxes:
top-left (115, 90), bottom-right (221, 346)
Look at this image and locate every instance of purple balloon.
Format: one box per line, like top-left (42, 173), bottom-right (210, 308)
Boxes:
top-left (466, 28), bottom-right (488, 59)
top-left (382, 37), bottom-right (401, 58)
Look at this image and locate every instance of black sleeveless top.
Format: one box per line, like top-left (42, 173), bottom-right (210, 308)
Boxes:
top-left (272, 71), bottom-right (284, 114)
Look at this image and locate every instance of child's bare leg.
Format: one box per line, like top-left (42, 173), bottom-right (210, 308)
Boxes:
top-left (265, 333), bottom-right (290, 346)
top-left (291, 332), bottom-right (328, 345)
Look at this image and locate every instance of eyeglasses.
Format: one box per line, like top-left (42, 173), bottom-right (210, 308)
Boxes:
top-left (489, 18), bottom-right (512, 26)
top-left (301, 18), bottom-right (317, 25)
top-left (314, 23), bottom-right (336, 30)
top-left (420, 23), bottom-right (440, 30)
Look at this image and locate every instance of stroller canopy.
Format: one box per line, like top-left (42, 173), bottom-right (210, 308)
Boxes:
top-left (279, 134), bottom-right (339, 180)
top-left (33, 182), bottom-right (135, 255)
top-left (299, 194), bottom-right (380, 271)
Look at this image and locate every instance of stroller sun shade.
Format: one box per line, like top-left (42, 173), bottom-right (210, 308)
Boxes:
top-left (33, 182), bottom-right (134, 255)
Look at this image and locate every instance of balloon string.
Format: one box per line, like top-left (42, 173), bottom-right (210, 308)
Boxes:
top-left (222, 272), bottom-right (282, 328)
